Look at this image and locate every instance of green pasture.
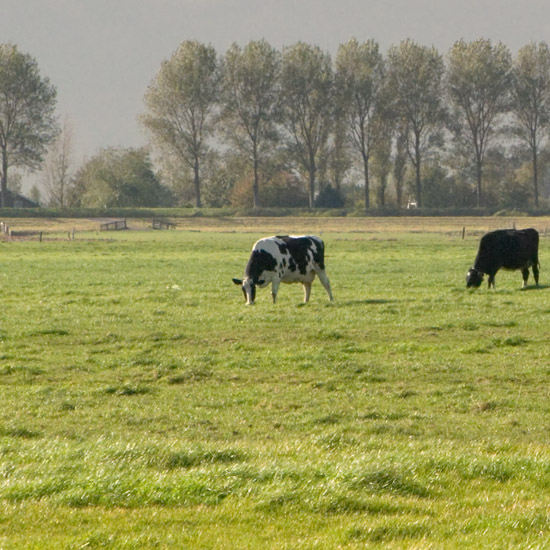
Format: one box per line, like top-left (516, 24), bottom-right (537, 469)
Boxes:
top-left (1, 218), bottom-right (550, 549)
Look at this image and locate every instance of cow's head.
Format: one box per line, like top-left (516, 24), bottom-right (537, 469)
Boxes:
top-left (466, 268), bottom-right (484, 288)
top-left (232, 277), bottom-right (264, 305)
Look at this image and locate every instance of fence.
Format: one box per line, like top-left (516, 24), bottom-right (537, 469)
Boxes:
top-left (152, 218), bottom-right (176, 230)
top-left (100, 219), bottom-right (128, 231)
top-left (1, 223), bottom-right (43, 241)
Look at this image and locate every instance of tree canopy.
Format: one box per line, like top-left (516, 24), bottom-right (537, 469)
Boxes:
top-left (141, 41), bottom-right (219, 208)
top-left (386, 40), bottom-right (446, 208)
top-left (280, 43), bottom-right (333, 208)
top-left (335, 39), bottom-right (385, 210)
top-left (70, 147), bottom-right (171, 208)
top-left (5, 37), bottom-right (550, 212)
top-left (447, 39), bottom-right (512, 207)
top-left (510, 42), bottom-right (550, 207)
top-left (222, 40), bottom-right (281, 208)
top-left (0, 43), bottom-right (58, 207)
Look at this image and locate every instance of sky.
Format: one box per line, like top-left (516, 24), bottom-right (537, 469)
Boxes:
top-left (2, 0), bottom-right (550, 188)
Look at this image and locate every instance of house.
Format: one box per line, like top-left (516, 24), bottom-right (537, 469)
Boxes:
top-left (2, 190), bottom-right (39, 208)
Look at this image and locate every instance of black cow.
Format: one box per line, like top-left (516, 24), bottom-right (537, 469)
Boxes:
top-left (466, 228), bottom-right (540, 289)
top-left (233, 235), bottom-right (334, 304)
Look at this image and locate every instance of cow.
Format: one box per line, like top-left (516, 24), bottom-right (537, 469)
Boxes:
top-left (466, 228), bottom-right (540, 289)
top-left (232, 235), bottom-right (334, 305)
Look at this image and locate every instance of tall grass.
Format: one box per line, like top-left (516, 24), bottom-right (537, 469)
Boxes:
top-left (1, 219), bottom-right (550, 548)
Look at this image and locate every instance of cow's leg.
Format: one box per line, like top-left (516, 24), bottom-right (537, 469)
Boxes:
top-left (271, 279), bottom-right (280, 303)
top-left (317, 269), bottom-right (334, 301)
top-left (488, 274), bottom-right (496, 289)
top-left (533, 263), bottom-right (540, 286)
top-left (522, 267), bottom-right (530, 288)
top-left (303, 282), bottom-right (312, 303)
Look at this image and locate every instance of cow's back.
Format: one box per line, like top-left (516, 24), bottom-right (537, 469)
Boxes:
top-left (476, 229), bottom-right (538, 272)
top-left (275, 235), bottom-right (325, 273)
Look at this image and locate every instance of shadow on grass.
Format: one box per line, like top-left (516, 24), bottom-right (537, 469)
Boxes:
top-left (462, 284), bottom-right (548, 293)
top-left (519, 284), bottom-right (549, 291)
top-left (296, 299), bottom-right (401, 308)
top-left (336, 299), bottom-right (399, 306)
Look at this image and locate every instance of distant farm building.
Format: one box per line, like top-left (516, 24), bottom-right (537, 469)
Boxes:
top-left (3, 190), bottom-right (39, 208)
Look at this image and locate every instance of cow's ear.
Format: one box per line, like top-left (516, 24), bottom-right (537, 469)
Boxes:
top-left (258, 279), bottom-right (265, 286)
top-left (232, 278), bottom-right (242, 286)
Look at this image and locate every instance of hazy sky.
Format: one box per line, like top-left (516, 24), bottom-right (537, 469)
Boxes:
top-left (2, 0), bottom-right (550, 182)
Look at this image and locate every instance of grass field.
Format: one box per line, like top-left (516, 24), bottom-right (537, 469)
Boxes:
top-left (1, 216), bottom-right (550, 549)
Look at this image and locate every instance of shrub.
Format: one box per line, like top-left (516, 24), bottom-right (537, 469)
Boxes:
top-left (314, 185), bottom-right (345, 208)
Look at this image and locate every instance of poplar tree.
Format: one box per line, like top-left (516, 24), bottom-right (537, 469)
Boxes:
top-left (280, 43), bottom-right (333, 207)
top-left (222, 40), bottom-right (280, 208)
top-left (510, 41), bottom-right (550, 207)
top-left (447, 39), bottom-right (512, 207)
top-left (0, 44), bottom-right (57, 207)
top-left (335, 38), bottom-right (384, 210)
top-left (386, 40), bottom-right (446, 208)
top-left (142, 41), bottom-right (219, 208)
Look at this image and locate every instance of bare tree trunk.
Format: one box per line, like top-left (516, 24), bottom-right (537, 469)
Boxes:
top-left (476, 157), bottom-right (482, 208)
top-left (309, 152), bottom-right (316, 208)
top-left (378, 174), bottom-right (387, 208)
top-left (252, 141), bottom-right (259, 209)
top-left (193, 157), bottom-right (201, 208)
top-left (533, 146), bottom-right (539, 208)
top-left (362, 151), bottom-right (370, 211)
top-left (393, 133), bottom-right (406, 210)
top-left (1, 149), bottom-right (7, 208)
top-left (396, 177), bottom-right (403, 209)
top-left (414, 136), bottom-right (422, 208)
top-left (415, 162), bottom-right (422, 208)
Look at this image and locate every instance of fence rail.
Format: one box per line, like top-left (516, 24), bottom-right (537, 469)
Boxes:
top-left (100, 219), bottom-right (128, 231)
top-left (152, 218), bottom-right (176, 230)
top-left (1, 223), bottom-right (43, 241)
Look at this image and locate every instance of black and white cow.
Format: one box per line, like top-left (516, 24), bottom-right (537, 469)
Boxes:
top-left (466, 228), bottom-right (540, 289)
top-left (233, 235), bottom-right (334, 305)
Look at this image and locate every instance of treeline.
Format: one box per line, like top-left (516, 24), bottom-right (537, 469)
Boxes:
top-left (137, 38), bottom-right (550, 211)
top-left (4, 39), bottom-right (550, 211)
